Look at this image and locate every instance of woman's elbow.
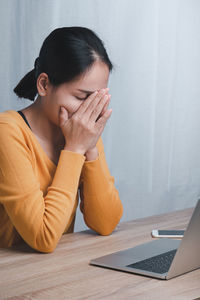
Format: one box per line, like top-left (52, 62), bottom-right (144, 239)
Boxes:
top-left (104, 208), bottom-right (123, 235)
top-left (32, 241), bottom-right (57, 253)
top-left (33, 233), bottom-right (59, 253)
top-left (98, 227), bottom-right (114, 236)
top-left (38, 245), bottom-right (57, 253)
top-left (97, 213), bottom-right (123, 236)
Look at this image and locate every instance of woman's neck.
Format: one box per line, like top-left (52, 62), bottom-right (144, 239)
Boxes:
top-left (21, 97), bottom-right (65, 148)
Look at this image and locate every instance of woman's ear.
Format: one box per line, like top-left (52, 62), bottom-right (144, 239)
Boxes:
top-left (37, 73), bottom-right (49, 96)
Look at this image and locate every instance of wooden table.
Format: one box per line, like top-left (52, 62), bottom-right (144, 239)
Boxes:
top-left (0, 207), bottom-right (200, 300)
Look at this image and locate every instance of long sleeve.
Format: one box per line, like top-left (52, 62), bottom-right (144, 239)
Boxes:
top-left (79, 137), bottom-right (123, 235)
top-left (0, 121), bottom-right (85, 252)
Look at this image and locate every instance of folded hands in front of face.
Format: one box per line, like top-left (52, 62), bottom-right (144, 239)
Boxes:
top-left (59, 88), bottom-right (112, 156)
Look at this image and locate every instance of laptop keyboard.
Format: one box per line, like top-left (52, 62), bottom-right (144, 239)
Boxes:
top-left (126, 249), bottom-right (177, 274)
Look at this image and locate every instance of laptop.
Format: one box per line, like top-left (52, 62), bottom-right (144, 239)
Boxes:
top-left (90, 199), bottom-right (200, 280)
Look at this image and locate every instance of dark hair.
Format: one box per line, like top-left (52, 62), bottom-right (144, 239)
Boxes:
top-left (14, 27), bottom-right (113, 101)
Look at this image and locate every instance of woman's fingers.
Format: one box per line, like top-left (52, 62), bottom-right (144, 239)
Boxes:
top-left (76, 91), bottom-right (98, 116)
top-left (85, 89), bottom-right (108, 116)
top-left (98, 94), bottom-right (111, 119)
top-left (89, 94), bottom-right (110, 122)
top-left (59, 106), bottom-right (69, 127)
top-left (77, 88), bottom-right (109, 117)
top-left (96, 108), bottom-right (112, 127)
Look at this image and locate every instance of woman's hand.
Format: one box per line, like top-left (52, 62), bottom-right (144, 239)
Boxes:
top-left (59, 89), bottom-right (112, 155)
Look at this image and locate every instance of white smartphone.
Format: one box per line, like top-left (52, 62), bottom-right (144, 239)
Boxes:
top-left (151, 229), bottom-right (184, 238)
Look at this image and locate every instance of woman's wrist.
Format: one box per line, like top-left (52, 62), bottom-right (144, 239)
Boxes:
top-left (63, 145), bottom-right (98, 161)
top-left (85, 147), bottom-right (98, 161)
top-left (63, 145), bottom-right (85, 156)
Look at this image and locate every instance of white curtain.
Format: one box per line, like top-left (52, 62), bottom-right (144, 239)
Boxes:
top-left (0, 0), bottom-right (200, 232)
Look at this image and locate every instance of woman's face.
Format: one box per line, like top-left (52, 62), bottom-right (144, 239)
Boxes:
top-left (40, 61), bottom-right (110, 126)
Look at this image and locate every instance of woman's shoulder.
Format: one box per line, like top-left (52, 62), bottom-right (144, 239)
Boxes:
top-left (0, 110), bottom-right (33, 158)
top-left (0, 110), bottom-right (29, 138)
top-left (0, 110), bottom-right (20, 125)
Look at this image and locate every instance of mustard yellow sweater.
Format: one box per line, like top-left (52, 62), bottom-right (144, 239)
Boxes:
top-left (0, 110), bottom-right (123, 252)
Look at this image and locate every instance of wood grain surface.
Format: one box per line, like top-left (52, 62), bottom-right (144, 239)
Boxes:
top-left (0, 207), bottom-right (199, 300)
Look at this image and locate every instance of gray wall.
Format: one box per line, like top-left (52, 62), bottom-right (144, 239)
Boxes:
top-left (0, 0), bottom-right (200, 232)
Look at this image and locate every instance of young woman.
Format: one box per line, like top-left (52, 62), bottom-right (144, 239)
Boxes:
top-left (0, 27), bottom-right (123, 253)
